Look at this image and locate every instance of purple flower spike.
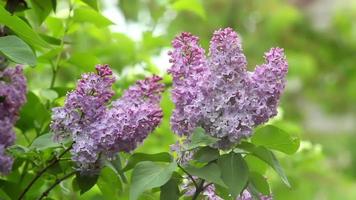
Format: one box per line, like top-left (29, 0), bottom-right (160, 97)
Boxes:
top-left (0, 65), bottom-right (27, 175)
top-left (168, 28), bottom-right (288, 149)
top-left (51, 65), bottom-right (164, 173)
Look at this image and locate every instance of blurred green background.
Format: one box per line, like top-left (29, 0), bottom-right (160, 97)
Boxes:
top-left (4, 0), bottom-right (356, 199)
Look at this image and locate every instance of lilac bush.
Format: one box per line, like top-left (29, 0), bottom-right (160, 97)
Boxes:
top-left (51, 65), bottom-right (164, 172)
top-left (168, 27), bottom-right (288, 148)
top-left (0, 65), bottom-right (27, 175)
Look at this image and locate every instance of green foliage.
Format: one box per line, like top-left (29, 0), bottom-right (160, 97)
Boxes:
top-left (252, 125), bottom-right (300, 155)
top-left (130, 161), bottom-right (177, 200)
top-left (0, 35), bottom-right (36, 66)
top-left (217, 152), bottom-right (248, 198)
top-left (185, 127), bottom-right (219, 150)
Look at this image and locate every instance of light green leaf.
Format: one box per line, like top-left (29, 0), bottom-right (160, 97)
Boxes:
top-left (39, 89), bottom-right (58, 101)
top-left (130, 161), bottom-right (177, 200)
top-left (252, 125), bottom-right (300, 155)
top-left (217, 153), bottom-right (248, 198)
top-left (172, 0), bottom-right (206, 19)
top-left (123, 152), bottom-right (172, 172)
top-left (249, 172), bottom-right (270, 195)
top-left (73, 7), bottom-right (113, 27)
top-left (0, 6), bottom-right (49, 49)
top-left (251, 146), bottom-right (291, 187)
top-left (97, 167), bottom-right (122, 199)
top-left (186, 127), bottom-right (219, 150)
top-left (184, 163), bottom-right (226, 187)
top-left (194, 146), bottom-right (219, 163)
top-left (30, 132), bottom-right (60, 150)
top-left (80, 0), bottom-right (98, 10)
top-left (0, 36), bottom-right (36, 66)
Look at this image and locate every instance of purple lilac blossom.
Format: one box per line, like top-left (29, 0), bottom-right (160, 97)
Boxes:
top-left (0, 65), bottom-right (27, 175)
top-left (183, 178), bottom-right (272, 200)
top-left (50, 65), bottom-right (164, 172)
top-left (168, 28), bottom-right (288, 149)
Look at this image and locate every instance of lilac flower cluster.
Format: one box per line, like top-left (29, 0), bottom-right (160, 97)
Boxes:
top-left (168, 28), bottom-right (288, 148)
top-left (183, 179), bottom-right (272, 200)
top-left (0, 66), bottom-right (27, 175)
top-left (50, 65), bottom-right (164, 172)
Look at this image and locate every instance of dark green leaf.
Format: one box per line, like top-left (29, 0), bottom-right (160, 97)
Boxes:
top-left (160, 176), bottom-right (180, 200)
top-left (0, 6), bottom-right (49, 48)
top-left (16, 92), bottom-right (50, 132)
top-left (0, 180), bottom-right (21, 199)
top-left (184, 163), bottom-right (226, 187)
top-left (186, 127), bottom-right (219, 150)
top-left (194, 146), bottom-right (219, 163)
top-left (217, 152), bottom-right (248, 198)
top-left (0, 35), bottom-right (36, 66)
top-left (249, 172), bottom-right (270, 195)
top-left (252, 125), bottom-right (300, 154)
top-left (130, 161), bottom-right (177, 200)
top-left (123, 152), bottom-right (172, 171)
top-left (74, 173), bottom-right (99, 195)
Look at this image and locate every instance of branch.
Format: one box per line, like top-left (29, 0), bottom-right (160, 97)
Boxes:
top-left (178, 164), bottom-right (198, 189)
top-left (17, 144), bottom-right (73, 200)
top-left (37, 171), bottom-right (76, 200)
top-left (192, 179), bottom-right (205, 200)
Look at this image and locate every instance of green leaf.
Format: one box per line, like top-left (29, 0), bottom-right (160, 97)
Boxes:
top-left (74, 173), bottom-right (99, 195)
top-left (27, 0), bottom-right (53, 25)
top-left (160, 173), bottom-right (181, 200)
top-left (109, 154), bottom-right (128, 183)
top-left (130, 161), bottom-right (177, 200)
top-left (217, 152), bottom-right (248, 198)
top-left (0, 180), bottom-right (22, 199)
top-left (80, 0), bottom-right (98, 10)
top-left (244, 154), bottom-right (268, 175)
top-left (97, 167), bottom-right (122, 199)
top-left (250, 146), bottom-right (291, 187)
top-left (30, 132), bottom-right (60, 150)
top-left (184, 163), bottom-right (226, 187)
top-left (73, 7), bottom-right (113, 27)
top-left (194, 146), bottom-right (219, 163)
top-left (123, 152), bottom-right (172, 171)
top-left (68, 52), bottom-right (100, 70)
top-left (249, 172), bottom-right (270, 195)
top-left (172, 0), bottom-right (206, 19)
top-left (39, 89), bottom-right (58, 101)
top-left (16, 92), bottom-right (50, 132)
top-left (251, 125), bottom-right (300, 154)
top-left (186, 127), bottom-right (219, 150)
top-left (0, 6), bottom-right (49, 49)
top-left (0, 35), bottom-right (36, 66)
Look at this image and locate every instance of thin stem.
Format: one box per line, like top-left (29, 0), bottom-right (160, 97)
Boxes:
top-left (17, 145), bottom-right (73, 200)
top-left (192, 179), bottom-right (205, 200)
top-left (37, 171), bottom-right (76, 200)
top-left (49, 2), bottom-right (74, 89)
top-left (178, 164), bottom-right (198, 189)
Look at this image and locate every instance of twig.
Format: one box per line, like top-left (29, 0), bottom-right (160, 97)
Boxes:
top-left (178, 164), bottom-right (198, 189)
top-left (37, 171), bottom-right (76, 200)
top-left (192, 180), bottom-right (205, 200)
top-left (17, 145), bottom-right (73, 200)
